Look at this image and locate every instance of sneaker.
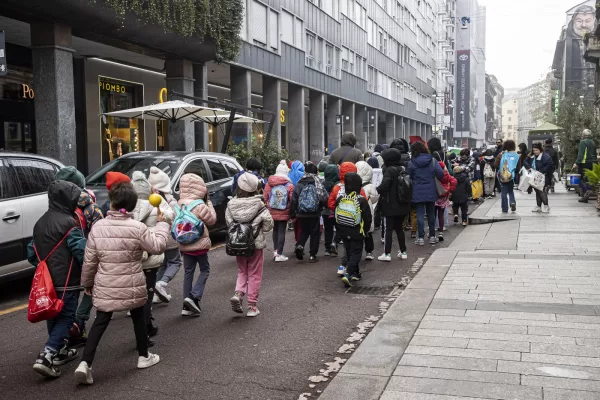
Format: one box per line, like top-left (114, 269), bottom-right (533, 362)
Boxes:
top-left (378, 254), bottom-right (392, 262)
top-left (67, 323), bottom-right (87, 347)
top-left (53, 345), bottom-right (78, 366)
top-left (309, 255), bottom-right (317, 263)
top-left (454, 216), bottom-right (459, 223)
top-left (152, 294), bottom-right (162, 304)
top-left (438, 232), bottom-right (444, 242)
top-left (330, 245), bottom-right (338, 256)
top-left (273, 251), bottom-right (278, 260)
top-left (351, 273), bottom-right (362, 282)
top-left (443, 226), bottom-right (448, 231)
top-left (341, 274), bottom-right (353, 288)
top-left (147, 318), bottom-right (159, 337)
top-left (181, 304), bottom-right (194, 316)
top-left (542, 205), bottom-right (550, 213)
top-left (510, 203), bottom-right (516, 212)
top-left (74, 361), bottom-right (93, 385)
top-left (462, 221), bottom-right (468, 227)
top-left (381, 237), bottom-right (385, 243)
top-left (33, 352), bottom-right (60, 378)
top-left (295, 244), bottom-right (304, 260)
top-left (410, 232), bottom-right (417, 239)
top-left (154, 281), bottom-right (171, 303)
top-left (398, 251), bottom-right (408, 260)
top-left (274, 254), bottom-right (289, 262)
top-left (137, 352), bottom-right (160, 369)
top-left (183, 297), bottom-right (201, 315)
top-left (365, 253), bottom-right (374, 260)
top-left (337, 265), bottom-right (346, 276)
top-left (429, 236), bottom-right (438, 245)
top-left (532, 206), bottom-right (542, 213)
top-left (324, 251), bottom-right (331, 256)
top-left (247, 305), bottom-right (260, 317)
top-left (415, 238), bottom-right (425, 246)
top-left (230, 291), bottom-right (244, 314)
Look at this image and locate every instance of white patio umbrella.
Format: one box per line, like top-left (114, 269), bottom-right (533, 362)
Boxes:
top-left (102, 100), bottom-right (225, 122)
top-left (193, 113), bottom-right (265, 125)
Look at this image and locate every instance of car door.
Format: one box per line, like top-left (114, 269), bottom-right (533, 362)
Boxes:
top-left (205, 158), bottom-right (233, 231)
top-left (0, 159), bottom-right (26, 277)
top-left (9, 158), bottom-right (61, 257)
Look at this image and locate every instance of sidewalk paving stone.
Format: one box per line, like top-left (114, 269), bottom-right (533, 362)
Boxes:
top-left (393, 365), bottom-right (520, 385)
top-left (397, 353), bottom-right (498, 372)
top-left (497, 360), bottom-right (600, 380)
top-left (467, 338), bottom-right (531, 352)
top-left (543, 388), bottom-right (600, 400)
top-left (404, 344), bottom-right (521, 361)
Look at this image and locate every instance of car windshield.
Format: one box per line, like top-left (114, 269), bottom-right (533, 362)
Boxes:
top-left (86, 156), bottom-right (182, 185)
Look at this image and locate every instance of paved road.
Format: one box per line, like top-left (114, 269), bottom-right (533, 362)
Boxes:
top-left (0, 216), bottom-right (473, 400)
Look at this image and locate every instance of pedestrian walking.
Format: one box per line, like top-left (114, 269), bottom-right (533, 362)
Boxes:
top-left (322, 164), bottom-right (340, 256)
top-left (573, 129), bottom-right (598, 203)
top-left (481, 149), bottom-right (497, 198)
top-left (131, 171), bottom-right (174, 339)
top-left (334, 172), bottom-right (372, 288)
top-left (100, 171), bottom-right (130, 216)
top-left (288, 160), bottom-right (305, 240)
top-left (435, 162), bottom-right (457, 239)
top-left (495, 140), bottom-right (519, 213)
top-left (54, 166), bottom-right (103, 347)
top-left (147, 166), bottom-right (182, 304)
top-left (356, 161), bottom-right (379, 260)
top-left (452, 166), bottom-right (470, 226)
top-left (264, 163), bottom-right (294, 262)
top-left (524, 142), bottom-right (553, 213)
top-left (227, 173), bottom-right (274, 317)
top-left (75, 182), bottom-right (169, 385)
top-left (515, 143), bottom-right (529, 188)
top-left (328, 132), bottom-right (364, 165)
top-left (291, 162), bottom-right (328, 262)
top-left (28, 181), bottom-right (87, 378)
top-left (544, 138), bottom-right (559, 193)
top-left (376, 148), bottom-right (411, 260)
top-left (408, 142), bottom-right (445, 245)
top-left (232, 157), bottom-right (266, 193)
top-left (177, 173), bottom-right (217, 316)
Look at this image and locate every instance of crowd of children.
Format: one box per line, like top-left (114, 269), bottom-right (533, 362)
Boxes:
top-left (28, 133), bottom-right (501, 385)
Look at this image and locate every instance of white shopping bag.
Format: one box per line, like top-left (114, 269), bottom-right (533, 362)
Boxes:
top-left (530, 170), bottom-right (546, 191)
top-left (517, 168), bottom-right (531, 191)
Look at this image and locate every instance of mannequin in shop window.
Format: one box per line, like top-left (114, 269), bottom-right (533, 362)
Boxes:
top-left (102, 129), bottom-right (114, 165)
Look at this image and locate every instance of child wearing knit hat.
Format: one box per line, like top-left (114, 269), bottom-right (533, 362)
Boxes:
top-left (100, 172), bottom-right (131, 216)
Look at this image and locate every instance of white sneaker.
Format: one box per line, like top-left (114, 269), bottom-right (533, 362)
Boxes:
top-left (542, 205), bottom-right (550, 213)
top-left (154, 281), bottom-right (171, 303)
top-left (532, 206), bottom-right (542, 213)
top-left (398, 251), bottom-right (408, 260)
top-left (381, 237), bottom-right (385, 243)
top-left (337, 265), bottom-right (346, 276)
top-left (137, 353), bottom-right (160, 369)
top-left (378, 254), bottom-right (392, 262)
top-left (74, 361), bottom-right (93, 385)
top-left (273, 251), bottom-right (278, 260)
top-left (247, 306), bottom-right (260, 317)
top-left (152, 294), bottom-right (162, 304)
top-left (365, 253), bottom-right (374, 260)
top-left (274, 254), bottom-right (289, 262)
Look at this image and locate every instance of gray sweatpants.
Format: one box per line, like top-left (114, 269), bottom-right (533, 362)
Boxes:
top-left (157, 248), bottom-right (182, 284)
top-left (182, 253), bottom-right (210, 300)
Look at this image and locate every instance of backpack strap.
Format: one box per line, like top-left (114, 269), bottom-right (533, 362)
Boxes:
top-left (33, 228), bottom-right (74, 263)
top-left (338, 147), bottom-right (354, 165)
top-left (185, 199), bottom-right (205, 211)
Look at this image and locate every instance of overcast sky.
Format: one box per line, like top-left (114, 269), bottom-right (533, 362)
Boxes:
top-left (478, 0), bottom-right (576, 90)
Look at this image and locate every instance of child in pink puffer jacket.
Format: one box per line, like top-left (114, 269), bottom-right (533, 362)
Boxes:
top-left (177, 173), bottom-right (217, 316)
top-left (263, 163), bottom-right (294, 262)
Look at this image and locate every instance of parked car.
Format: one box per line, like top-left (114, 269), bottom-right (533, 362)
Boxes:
top-left (86, 151), bottom-right (243, 232)
top-left (0, 152), bottom-right (64, 282)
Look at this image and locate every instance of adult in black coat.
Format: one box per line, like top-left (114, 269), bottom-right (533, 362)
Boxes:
top-left (329, 132), bottom-right (364, 165)
top-left (389, 138), bottom-right (411, 168)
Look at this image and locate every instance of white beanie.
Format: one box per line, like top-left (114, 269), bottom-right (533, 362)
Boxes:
top-left (132, 171), bottom-right (151, 197)
top-left (237, 172), bottom-right (260, 193)
top-left (148, 166), bottom-right (171, 194)
top-left (276, 163), bottom-right (289, 176)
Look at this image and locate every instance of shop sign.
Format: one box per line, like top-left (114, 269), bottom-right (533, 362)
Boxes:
top-left (159, 87), bottom-right (168, 103)
top-left (22, 84), bottom-right (34, 99)
top-left (280, 109), bottom-right (285, 123)
top-left (0, 31), bottom-right (6, 76)
top-left (99, 81), bottom-right (127, 93)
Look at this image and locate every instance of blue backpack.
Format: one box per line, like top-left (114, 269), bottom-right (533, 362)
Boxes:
top-left (268, 184), bottom-right (289, 210)
top-left (171, 200), bottom-right (205, 245)
top-left (499, 151), bottom-right (519, 183)
top-left (298, 183), bottom-right (319, 213)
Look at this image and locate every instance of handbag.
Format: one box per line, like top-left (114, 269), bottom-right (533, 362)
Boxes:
top-left (431, 159), bottom-right (446, 197)
top-left (471, 180), bottom-right (483, 200)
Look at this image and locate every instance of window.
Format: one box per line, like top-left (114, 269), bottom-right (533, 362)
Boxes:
top-left (306, 32), bottom-right (315, 67)
top-left (507, 109), bottom-right (513, 114)
top-left (269, 9), bottom-right (279, 50)
top-left (317, 37), bottom-right (324, 70)
top-left (252, 1), bottom-right (268, 45)
top-left (360, 6), bottom-right (366, 28)
top-left (379, 30), bottom-right (384, 52)
top-left (508, 117), bottom-right (512, 121)
top-left (10, 159), bottom-right (56, 196)
top-left (368, 66), bottom-right (374, 91)
top-left (326, 44), bottom-right (333, 75)
top-left (347, 0), bottom-right (354, 19)
top-left (220, 160), bottom-right (240, 177)
top-left (349, 50), bottom-right (354, 74)
top-left (0, 163), bottom-right (20, 199)
top-left (341, 46), bottom-right (349, 71)
top-left (508, 125), bottom-right (513, 130)
top-left (281, 10), bottom-right (294, 45)
top-left (294, 18), bottom-right (304, 49)
top-left (367, 18), bottom-right (374, 45)
top-left (341, 0), bottom-right (347, 14)
top-left (383, 35), bottom-right (388, 55)
top-left (207, 158), bottom-right (228, 181)
top-left (335, 47), bottom-right (341, 78)
top-left (354, 1), bottom-right (360, 24)
top-left (183, 159), bottom-right (209, 181)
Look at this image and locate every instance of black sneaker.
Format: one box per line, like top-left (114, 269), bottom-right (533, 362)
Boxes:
top-left (454, 216), bottom-right (459, 223)
top-left (295, 244), bottom-right (304, 260)
top-left (350, 273), bottom-right (362, 282)
top-left (182, 303), bottom-right (194, 316)
top-left (33, 352), bottom-right (60, 378)
top-left (147, 318), bottom-right (159, 337)
top-left (330, 245), bottom-right (338, 256)
top-left (183, 296), bottom-right (201, 315)
top-left (438, 232), bottom-right (444, 242)
top-left (510, 203), bottom-right (516, 212)
top-left (309, 255), bottom-right (317, 263)
top-left (53, 345), bottom-right (78, 366)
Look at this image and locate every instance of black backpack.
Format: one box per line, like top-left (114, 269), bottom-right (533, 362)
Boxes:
top-left (395, 166), bottom-right (412, 203)
top-left (226, 208), bottom-right (265, 257)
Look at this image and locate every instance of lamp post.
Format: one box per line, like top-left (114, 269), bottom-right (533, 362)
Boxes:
top-left (432, 90), bottom-right (438, 137)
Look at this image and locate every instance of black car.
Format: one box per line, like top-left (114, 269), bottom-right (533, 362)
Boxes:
top-left (86, 152), bottom-right (243, 231)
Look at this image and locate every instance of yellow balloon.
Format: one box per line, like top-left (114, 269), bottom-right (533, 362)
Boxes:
top-left (148, 193), bottom-right (162, 207)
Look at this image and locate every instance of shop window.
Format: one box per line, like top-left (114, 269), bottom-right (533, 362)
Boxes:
top-left (207, 158), bottom-right (228, 181)
top-left (9, 158), bottom-right (56, 196)
top-left (99, 77), bottom-right (145, 165)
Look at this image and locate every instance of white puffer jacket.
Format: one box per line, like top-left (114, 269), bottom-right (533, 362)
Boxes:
top-left (225, 195), bottom-right (274, 250)
top-left (133, 197), bottom-right (174, 269)
top-left (356, 161), bottom-right (380, 233)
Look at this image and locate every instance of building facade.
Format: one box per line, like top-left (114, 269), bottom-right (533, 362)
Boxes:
top-left (434, 0), bottom-right (456, 147)
top-left (1, 0), bottom-right (440, 173)
top-left (501, 98), bottom-right (519, 142)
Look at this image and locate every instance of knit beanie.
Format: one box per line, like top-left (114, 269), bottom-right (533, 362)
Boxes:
top-left (237, 172), bottom-right (260, 193)
top-left (131, 171), bottom-right (151, 197)
top-left (106, 171), bottom-right (131, 190)
top-left (56, 166), bottom-right (85, 189)
top-left (367, 156), bottom-right (379, 169)
top-left (148, 166), bottom-right (171, 194)
top-left (276, 163), bottom-right (289, 176)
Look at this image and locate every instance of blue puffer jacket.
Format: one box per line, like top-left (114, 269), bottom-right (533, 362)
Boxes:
top-left (524, 152), bottom-right (554, 187)
top-left (408, 154), bottom-right (445, 203)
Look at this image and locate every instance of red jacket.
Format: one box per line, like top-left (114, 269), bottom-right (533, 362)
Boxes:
top-left (263, 175), bottom-right (295, 221)
top-left (328, 162), bottom-right (366, 211)
top-left (439, 162), bottom-right (457, 198)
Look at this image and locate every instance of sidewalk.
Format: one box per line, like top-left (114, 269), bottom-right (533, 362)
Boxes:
top-left (319, 184), bottom-right (600, 400)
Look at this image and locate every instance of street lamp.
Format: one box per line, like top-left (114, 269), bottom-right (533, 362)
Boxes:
top-left (432, 90), bottom-right (438, 137)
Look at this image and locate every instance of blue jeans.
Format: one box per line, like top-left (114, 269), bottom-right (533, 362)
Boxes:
top-left (45, 290), bottom-right (79, 353)
top-left (435, 207), bottom-right (449, 230)
top-left (500, 181), bottom-right (516, 212)
top-left (157, 248), bottom-right (182, 283)
top-left (416, 202), bottom-right (436, 239)
top-left (183, 253), bottom-right (210, 300)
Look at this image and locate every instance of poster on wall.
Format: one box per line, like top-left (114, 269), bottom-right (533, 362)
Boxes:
top-left (456, 50), bottom-right (470, 133)
top-left (565, 1), bottom-right (597, 95)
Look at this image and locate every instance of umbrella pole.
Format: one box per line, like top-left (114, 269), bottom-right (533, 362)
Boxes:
top-left (221, 108), bottom-right (237, 154)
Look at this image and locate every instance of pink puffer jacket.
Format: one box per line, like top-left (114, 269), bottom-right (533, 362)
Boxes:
top-left (81, 211), bottom-right (169, 312)
top-left (177, 173), bottom-right (217, 253)
top-left (263, 175), bottom-right (294, 221)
